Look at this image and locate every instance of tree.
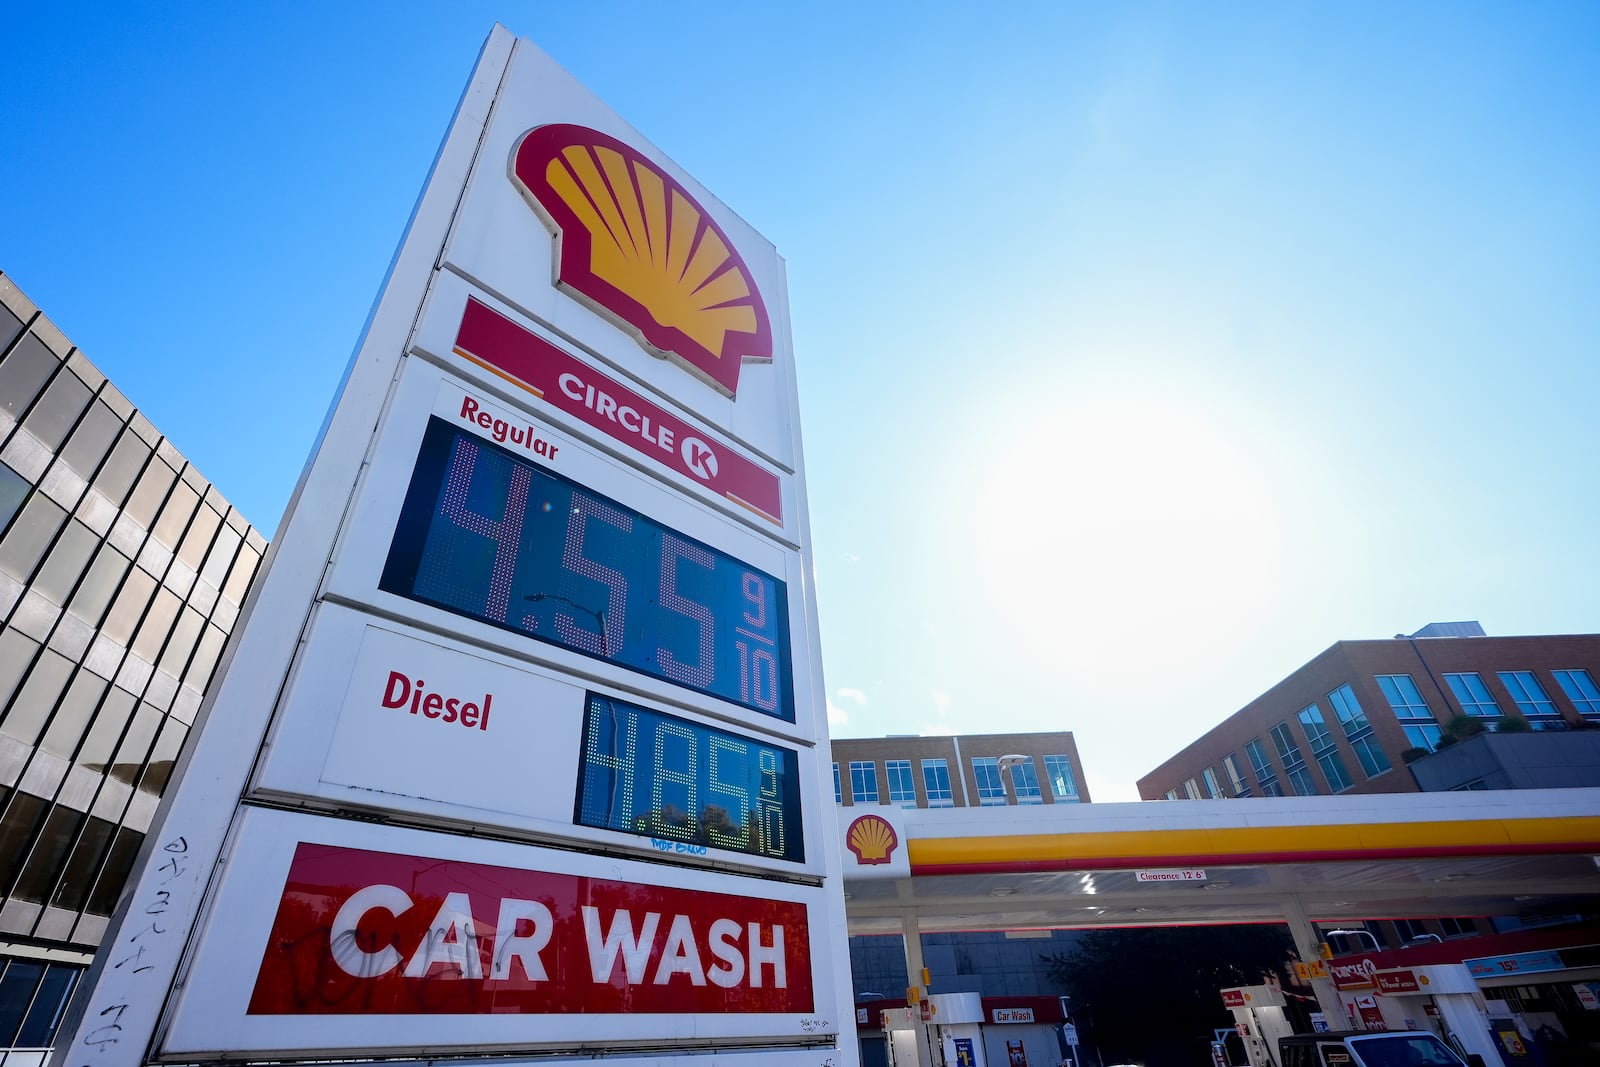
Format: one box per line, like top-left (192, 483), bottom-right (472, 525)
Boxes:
top-left (1042, 925), bottom-right (1296, 1067)
top-left (1434, 714), bottom-right (1486, 749)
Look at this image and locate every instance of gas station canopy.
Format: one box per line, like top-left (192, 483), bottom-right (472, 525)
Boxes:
top-left (840, 787), bottom-right (1600, 934)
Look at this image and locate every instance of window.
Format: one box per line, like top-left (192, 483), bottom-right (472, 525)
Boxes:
top-left (1008, 761), bottom-right (1043, 804)
top-left (1183, 778), bottom-right (1201, 800)
top-left (1437, 917), bottom-right (1473, 937)
top-left (1553, 669), bottom-right (1600, 721)
top-left (972, 757), bottom-right (1006, 805)
top-left (1044, 755), bottom-right (1079, 801)
top-left (1164, 789), bottom-right (1179, 800)
top-left (1298, 703), bottom-right (1352, 792)
top-left (1394, 918), bottom-right (1430, 943)
top-left (1270, 722), bottom-right (1316, 796)
top-left (23, 365), bottom-right (92, 451)
top-left (0, 492), bottom-right (68, 584)
top-left (832, 762), bottom-right (841, 804)
top-left (886, 759), bottom-right (917, 807)
top-left (1451, 778), bottom-right (1489, 791)
top-left (921, 758), bottom-right (954, 807)
top-left (849, 761), bottom-right (878, 803)
top-left (1329, 683), bottom-right (1391, 777)
top-left (1445, 672), bottom-right (1500, 718)
top-left (1222, 753), bottom-right (1249, 797)
top-left (0, 958), bottom-right (84, 1048)
top-left (0, 333), bottom-right (60, 421)
top-left (1245, 737), bottom-right (1282, 797)
top-left (1201, 767), bottom-right (1222, 799)
top-left (0, 463), bottom-right (29, 536)
top-left (1497, 671), bottom-right (1561, 726)
top-left (1377, 674), bottom-right (1442, 751)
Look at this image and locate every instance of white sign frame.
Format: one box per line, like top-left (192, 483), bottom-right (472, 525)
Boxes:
top-left (161, 807), bottom-right (840, 1059)
top-left (252, 601), bottom-right (828, 879)
top-left (53, 28), bottom-right (851, 1067)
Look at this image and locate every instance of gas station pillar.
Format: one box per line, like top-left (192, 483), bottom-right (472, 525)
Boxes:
top-left (1281, 895), bottom-right (1350, 1027)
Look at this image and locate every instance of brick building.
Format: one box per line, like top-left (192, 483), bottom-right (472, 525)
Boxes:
top-left (830, 731), bottom-right (1091, 808)
top-left (1138, 622), bottom-right (1600, 801)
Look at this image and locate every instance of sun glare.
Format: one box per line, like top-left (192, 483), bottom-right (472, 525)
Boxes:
top-left (972, 390), bottom-right (1283, 680)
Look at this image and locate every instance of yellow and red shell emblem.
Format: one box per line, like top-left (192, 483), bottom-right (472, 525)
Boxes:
top-left (846, 814), bottom-right (899, 866)
top-left (511, 123), bottom-right (772, 398)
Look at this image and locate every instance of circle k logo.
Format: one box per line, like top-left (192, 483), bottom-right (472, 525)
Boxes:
top-left (680, 436), bottom-right (718, 481)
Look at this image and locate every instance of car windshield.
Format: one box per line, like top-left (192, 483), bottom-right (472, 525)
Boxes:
top-left (1351, 1034), bottom-right (1461, 1067)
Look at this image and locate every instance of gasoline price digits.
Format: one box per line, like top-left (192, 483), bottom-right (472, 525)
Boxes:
top-left (380, 418), bottom-right (793, 720)
top-left (576, 693), bottom-right (803, 863)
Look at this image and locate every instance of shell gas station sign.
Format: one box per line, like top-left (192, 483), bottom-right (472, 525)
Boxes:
top-left (57, 26), bottom-right (850, 1067)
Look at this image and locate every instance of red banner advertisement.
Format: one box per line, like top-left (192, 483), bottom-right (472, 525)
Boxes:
top-left (248, 843), bottom-right (813, 1016)
top-left (452, 297), bottom-right (783, 524)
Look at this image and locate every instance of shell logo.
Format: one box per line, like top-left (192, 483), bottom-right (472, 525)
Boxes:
top-left (511, 123), bottom-right (772, 398)
top-left (846, 814), bottom-right (899, 866)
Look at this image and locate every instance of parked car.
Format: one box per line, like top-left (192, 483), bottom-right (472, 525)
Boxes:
top-left (1279, 1031), bottom-right (1467, 1067)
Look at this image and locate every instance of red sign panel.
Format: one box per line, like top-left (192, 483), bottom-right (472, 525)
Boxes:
top-left (453, 297), bottom-right (782, 524)
top-left (249, 843), bottom-right (813, 1016)
top-left (1329, 955), bottom-right (1380, 990)
top-left (1220, 988), bottom-right (1247, 1007)
top-left (1374, 969), bottom-right (1420, 994)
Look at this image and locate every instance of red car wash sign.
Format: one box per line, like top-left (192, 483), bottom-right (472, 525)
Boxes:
top-left (249, 844), bottom-right (812, 1015)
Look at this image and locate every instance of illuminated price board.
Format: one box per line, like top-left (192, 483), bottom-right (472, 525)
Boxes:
top-left (381, 418), bottom-right (793, 720)
top-left (577, 693), bottom-right (803, 863)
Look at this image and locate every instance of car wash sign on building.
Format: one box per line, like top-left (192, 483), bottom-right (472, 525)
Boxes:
top-left (57, 26), bottom-right (850, 1067)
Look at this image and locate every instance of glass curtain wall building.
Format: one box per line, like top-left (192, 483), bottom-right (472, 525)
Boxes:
top-left (0, 273), bottom-right (264, 1063)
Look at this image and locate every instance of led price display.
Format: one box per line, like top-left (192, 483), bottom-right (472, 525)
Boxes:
top-left (577, 693), bottom-right (803, 863)
top-left (381, 418), bottom-right (793, 720)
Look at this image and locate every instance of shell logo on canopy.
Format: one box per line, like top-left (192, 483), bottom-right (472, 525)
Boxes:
top-left (846, 814), bottom-right (899, 866)
top-left (511, 123), bottom-right (772, 398)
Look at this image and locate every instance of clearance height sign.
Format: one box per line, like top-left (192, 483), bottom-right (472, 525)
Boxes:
top-left (57, 27), bottom-right (849, 1067)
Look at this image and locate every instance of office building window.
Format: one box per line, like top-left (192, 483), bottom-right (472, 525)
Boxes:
top-left (1298, 703), bottom-right (1352, 792)
top-left (1445, 672), bottom-right (1500, 718)
top-left (1202, 767), bottom-right (1222, 799)
top-left (972, 757), bottom-right (1006, 805)
top-left (0, 958), bottom-right (83, 1049)
top-left (1496, 671), bottom-right (1561, 726)
top-left (886, 759), bottom-right (916, 807)
top-left (849, 761), bottom-right (879, 804)
top-left (1553, 669), bottom-right (1600, 721)
top-left (1270, 722), bottom-right (1317, 796)
top-left (1329, 683), bottom-right (1391, 777)
top-left (1245, 737), bottom-right (1282, 797)
top-left (0, 464), bottom-right (29, 534)
top-left (1222, 753), bottom-right (1249, 797)
top-left (922, 759), bottom-right (954, 807)
top-left (1164, 789), bottom-right (1179, 800)
top-left (1044, 755), bottom-right (1079, 802)
top-left (1010, 761), bottom-right (1043, 804)
top-left (1377, 674), bottom-right (1442, 751)
top-left (1182, 778), bottom-right (1201, 800)
top-left (833, 762), bottom-right (841, 804)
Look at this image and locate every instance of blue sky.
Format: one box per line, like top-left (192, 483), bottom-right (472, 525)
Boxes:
top-left (5, 3), bottom-right (1597, 800)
